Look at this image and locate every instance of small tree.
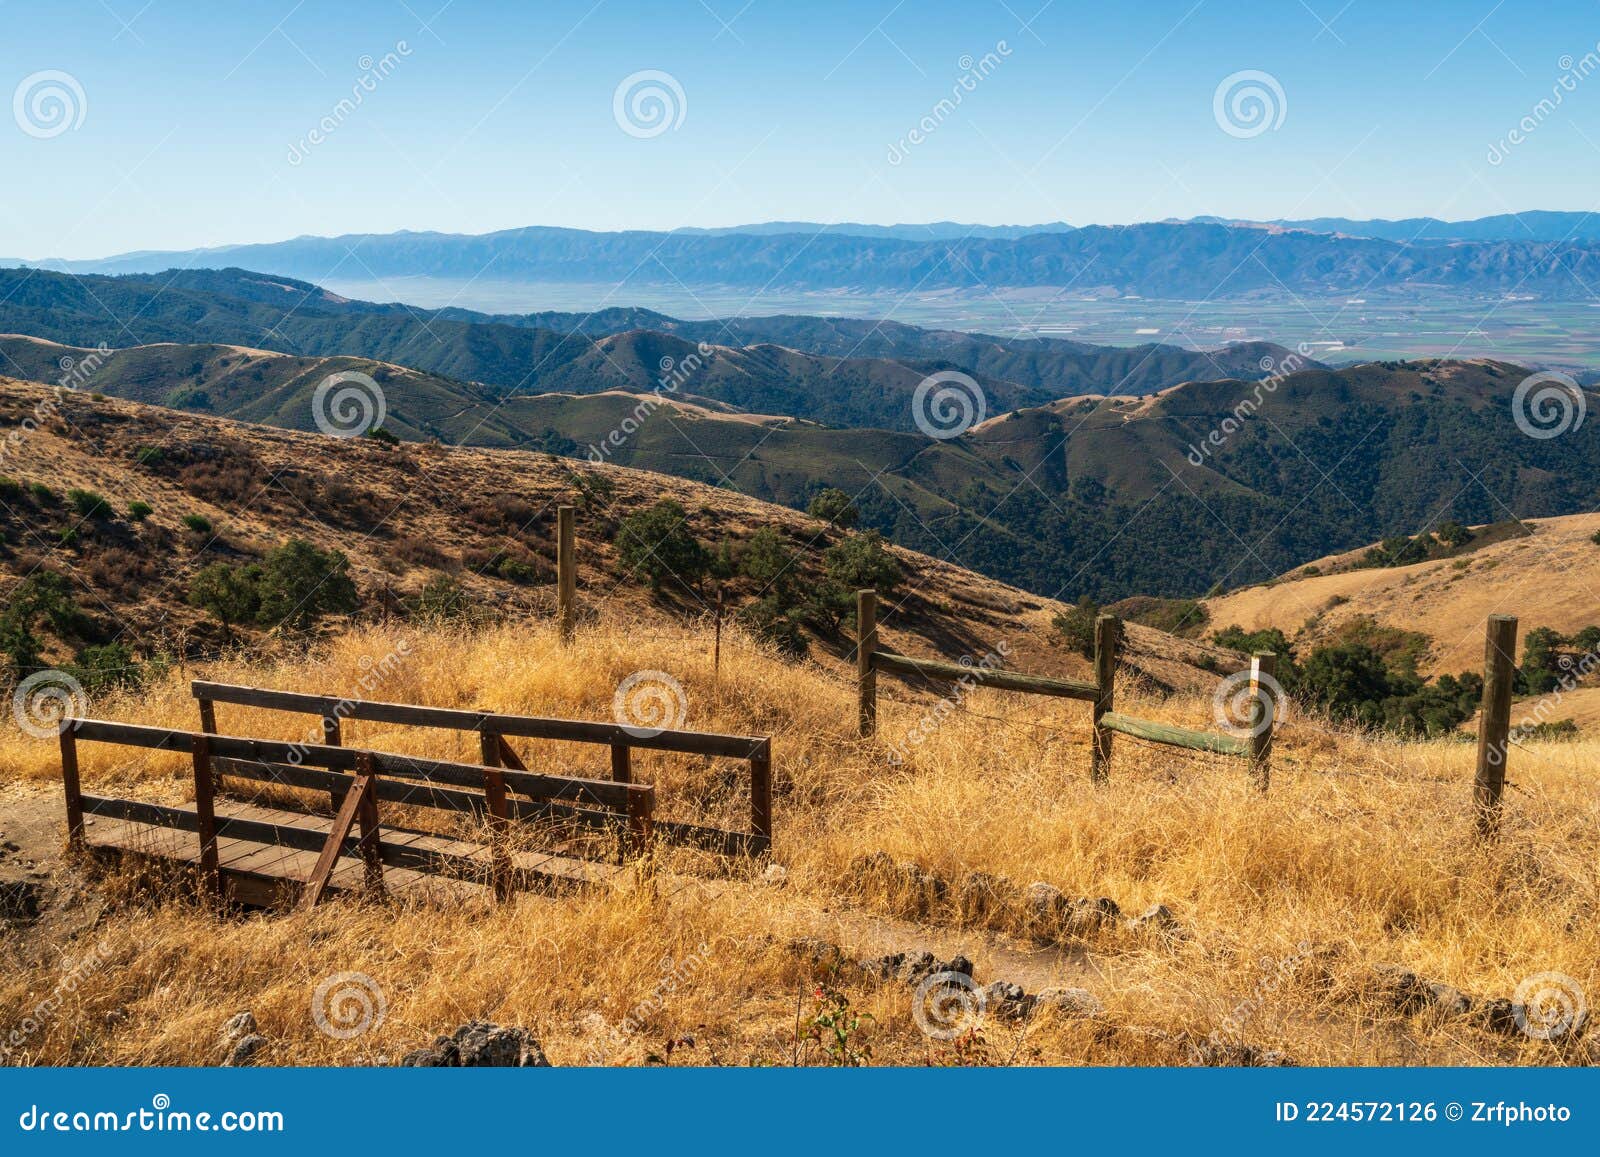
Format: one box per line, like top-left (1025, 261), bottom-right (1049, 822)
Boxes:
top-left (255, 539), bottom-right (360, 629)
top-left (808, 488), bottom-right (860, 529)
top-left (739, 527), bottom-right (798, 601)
top-left (615, 500), bottom-right (709, 592)
top-left (822, 530), bottom-right (902, 593)
top-left (187, 562), bottom-right (261, 636)
top-left (1051, 596), bottom-right (1100, 659)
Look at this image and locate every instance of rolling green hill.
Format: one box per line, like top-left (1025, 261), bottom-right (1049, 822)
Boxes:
top-left (0, 267), bottom-right (1306, 429)
top-left (9, 334), bottom-right (1595, 603)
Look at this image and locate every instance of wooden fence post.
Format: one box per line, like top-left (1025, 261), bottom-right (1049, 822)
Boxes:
top-left (856, 589), bottom-right (878, 738)
top-left (1091, 614), bottom-right (1120, 783)
top-left (557, 504), bottom-right (576, 643)
top-left (191, 733), bottom-right (221, 905)
top-left (59, 726), bottom-right (84, 853)
top-left (354, 751), bottom-right (384, 893)
top-left (1249, 652), bottom-right (1277, 791)
top-left (750, 739), bottom-right (773, 855)
top-left (478, 729), bottom-right (512, 901)
top-left (1474, 614), bottom-right (1518, 839)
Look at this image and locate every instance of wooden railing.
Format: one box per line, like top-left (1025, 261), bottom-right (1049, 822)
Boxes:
top-left (853, 589), bottom-right (1278, 787)
top-left (191, 680), bottom-right (774, 856)
top-left (59, 717), bottom-right (655, 906)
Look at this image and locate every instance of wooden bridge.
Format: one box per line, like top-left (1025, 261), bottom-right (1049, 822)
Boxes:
top-left (59, 682), bottom-right (773, 910)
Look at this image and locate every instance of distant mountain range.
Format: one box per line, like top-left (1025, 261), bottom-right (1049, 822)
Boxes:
top-left (1180, 210), bottom-right (1600, 243)
top-left (9, 213), bottom-right (1600, 298)
top-left (0, 267), bottom-right (1301, 430)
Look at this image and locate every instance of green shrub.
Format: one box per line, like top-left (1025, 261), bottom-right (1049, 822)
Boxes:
top-left (126, 500), bottom-right (153, 522)
top-left (182, 513), bottom-right (213, 534)
top-left (807, 488), bottom-right (860, 529)
top-left (67, 489), bottom-right (113, 520)
top-left (615, 500), bottom-right (709, 591)
top-left (28, 482), bottom-right (55, 503)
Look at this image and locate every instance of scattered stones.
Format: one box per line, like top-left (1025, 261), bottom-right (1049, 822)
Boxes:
top-left (1065, 896), bottom-right (1121, 937)
top-left (400, 1022), bottom-right (551, 1067)
top-left (956, 871), bottom-right (1018, 927)
top-left (1032, 987), bottom-right (1104, 1020)
top-left (219, 1011), bottom-right (265, 1067)
top-left (224, 1034), bottom-right (268, 1067)
top-left (1475, 997), bottom-right (1521, 1036)
top-left (982, 981), bottom-right (1034, 1021)
top-left (1427, 981), bottom-right (1472, 1018)
top-left (1124, 903), bottom-right (1182, 937)
top-left (1367, 964), bottom-right (1434, 1014)
top-left (844, 852), bottom-right (1162, 947)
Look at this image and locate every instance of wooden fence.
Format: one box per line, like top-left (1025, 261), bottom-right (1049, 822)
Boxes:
top-left (854, 589), bottom-right (1277, 786)
top-left (192, 680), bottom-right (773, 857)
top-left (59, 717), bottom-right (655, 908)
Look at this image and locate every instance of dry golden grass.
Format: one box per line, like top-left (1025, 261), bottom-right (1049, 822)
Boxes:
top-left (2, 611), bottom-right (1596, 1067)
top-left (1203, 511), bottom-right (1600, 675)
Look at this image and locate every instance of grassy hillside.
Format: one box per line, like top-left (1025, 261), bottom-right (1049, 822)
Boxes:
top-left (1, 611), bottom-right (1594, 1066)
top-left (8, 344), bottom-right (1600, 603)
top-left (1204, 512), bottom-right (1600, 675)
top-left (0, 376), bottom-right (1230, 691)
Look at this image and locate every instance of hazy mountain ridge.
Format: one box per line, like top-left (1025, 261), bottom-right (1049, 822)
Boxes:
top-left (0, 267), bottom-right (1304, 426)
top-left (16, 217), bottom-right (1600, 297)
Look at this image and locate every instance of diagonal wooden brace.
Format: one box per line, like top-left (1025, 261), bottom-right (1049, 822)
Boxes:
top-left (300, 755), bottom-right (379, 910)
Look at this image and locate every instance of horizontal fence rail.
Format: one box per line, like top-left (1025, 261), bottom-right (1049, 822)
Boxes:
top-left (59, 717), bottom-right (655, 908)
top-left (853, 589), bottom-right (1279, 788)
top-left (191, 679), bottom-right (773, 856)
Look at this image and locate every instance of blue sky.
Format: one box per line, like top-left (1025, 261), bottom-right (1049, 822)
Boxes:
top-left (2, 0), bottom-right (1598, 258)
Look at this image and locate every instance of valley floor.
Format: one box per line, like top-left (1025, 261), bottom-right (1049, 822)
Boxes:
top-left (1, 615), bottom-right (1595, 1067)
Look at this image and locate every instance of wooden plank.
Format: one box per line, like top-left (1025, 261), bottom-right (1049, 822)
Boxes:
top-left (857, 589), bottom-right (877, 738)
top-left (354, 752), bottom-right (384, 891)
top-left (750, 741), bottom-right (772, 848)
top-left (299, 769), bottom-right (375, 910)
top-left (187, 682), bottom-right (767, 759)
top-left (1098, 711), bottom-right (1250, 757)
top-left (1092, 615), bottom-right (1120, 783)
top-left (59, 730), bottom-right (84, 851)
top-left (557, 504), bottom-right (576, 642)
top-left (1474, 615), bottom-right (1518, 839)
top-left (610, 743), bottom-right (631, 783)
top-left (191, 735), bottom-right (221, 901)
top-left (70, 719), bottom-right (648, 811)
top-left (870, 651), bottom-right (1098, 700)
top-left (479, 731), bottom-right (511, 900)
